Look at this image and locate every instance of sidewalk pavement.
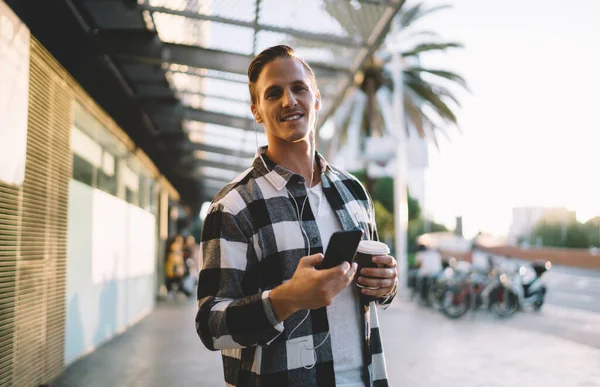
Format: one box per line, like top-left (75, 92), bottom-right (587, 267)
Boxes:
top-left (54, 295), bottom-right (600, 387)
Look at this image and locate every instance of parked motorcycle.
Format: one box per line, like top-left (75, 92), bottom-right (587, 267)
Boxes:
top-left (409, 258), bottom-right (453, 307)
top-left (441, 267), bottom-right (507, 319)
top-left (490, 260), bottom-right (551, 317)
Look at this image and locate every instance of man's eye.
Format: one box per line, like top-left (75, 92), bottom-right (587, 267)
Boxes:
top-left (294, 87), bottom-right (308, 92)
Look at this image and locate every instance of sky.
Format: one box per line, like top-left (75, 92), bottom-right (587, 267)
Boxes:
top-left (408, 0), bottom-right (600, 237)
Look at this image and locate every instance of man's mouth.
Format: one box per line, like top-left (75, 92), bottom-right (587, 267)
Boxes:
top-left (280, 113), bottom-right (304, 122)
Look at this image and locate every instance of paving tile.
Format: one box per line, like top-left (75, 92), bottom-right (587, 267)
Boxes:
top-left (53, 296), bottom-right (600, 387)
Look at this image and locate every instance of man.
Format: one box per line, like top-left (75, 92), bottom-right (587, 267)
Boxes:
top-left (196, 45), bottom-right (398, 387)
top-left (414, 244), bottom-right (442, 303)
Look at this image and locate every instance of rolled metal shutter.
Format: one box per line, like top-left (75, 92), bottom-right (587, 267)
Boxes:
top-left (0, 38), bottom-right (71, 386)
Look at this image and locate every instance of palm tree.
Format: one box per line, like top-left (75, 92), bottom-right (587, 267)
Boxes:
top-left (324, 1), bottom-right (469, 157)
top-left (395, 2), bottom-right (469, 146)
top-left (319, 2), bottom-right (469, 284)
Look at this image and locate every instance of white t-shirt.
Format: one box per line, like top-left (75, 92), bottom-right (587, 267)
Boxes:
top-left (417, 250), bottom-right (442, 275)
top-left (307, 182), bottom-right (365, 386)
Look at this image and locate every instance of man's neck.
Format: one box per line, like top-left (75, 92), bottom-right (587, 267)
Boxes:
top-left (265, 138), bottom-right (320, 187)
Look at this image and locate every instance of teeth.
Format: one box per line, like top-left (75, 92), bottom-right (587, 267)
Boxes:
top-left (282, 115), bottom-right (301, 122)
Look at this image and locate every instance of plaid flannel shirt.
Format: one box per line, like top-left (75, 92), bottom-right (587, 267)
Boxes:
top-left (196, 148), bottom-right (396, 387)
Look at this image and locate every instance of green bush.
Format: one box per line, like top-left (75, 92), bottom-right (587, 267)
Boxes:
top-left (531, 220), bottom-right (594, 248)
top-left (350, 172), bottom-right (447, 252)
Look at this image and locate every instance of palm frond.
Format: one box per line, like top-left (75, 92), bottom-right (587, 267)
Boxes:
top-left (404, 97), bottom-right (425, 138)
top-left (404, 75), bottom-right (458, 125)
top-left (402, 42), bottom-right (464, 57)
top-left (405, 67), bottom-right (470, 91)
top-left (430, 115), bottom-right (453, 142)
top-left (428, 84), bottom-right (462, 107)
top-left (423, 121), bottom-right (440, 150)
top-left (410, 90), bottom-right (461, 142)
top-left (405, 30), bottom-right (442, 40)
top-left (404, 86), bottom-right (452, 145)
top-left (400, 3), bottom-right (453, 28)
top-left (399, 3), bottom-right (424, 28)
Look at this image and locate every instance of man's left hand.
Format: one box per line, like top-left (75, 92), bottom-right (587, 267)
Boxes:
top-left (357, 255), bottom-right (398, 298)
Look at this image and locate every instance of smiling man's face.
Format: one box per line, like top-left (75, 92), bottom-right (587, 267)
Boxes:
top-left (251, 57), bottom-right (320, 145)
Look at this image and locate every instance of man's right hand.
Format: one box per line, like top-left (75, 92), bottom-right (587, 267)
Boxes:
top-left (270, 253), bottom-right (358, 322)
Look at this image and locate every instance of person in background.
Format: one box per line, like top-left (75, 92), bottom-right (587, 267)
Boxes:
top-left (164, 234), bottom-right (191, 298)
top-left (415, 244), bottom-right (442, 302)
top-left (183, 234), bottom-right (199, 290)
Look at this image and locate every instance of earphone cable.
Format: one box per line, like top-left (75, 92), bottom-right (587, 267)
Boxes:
top-left (253, 107), bottom-right (329, 368)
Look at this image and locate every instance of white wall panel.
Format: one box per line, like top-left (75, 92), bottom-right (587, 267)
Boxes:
top-left (66, 180), bottom-right (156, 365)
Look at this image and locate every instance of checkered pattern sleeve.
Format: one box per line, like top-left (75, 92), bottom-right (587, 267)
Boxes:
top-left (195, 202), bottom-right (283, 351)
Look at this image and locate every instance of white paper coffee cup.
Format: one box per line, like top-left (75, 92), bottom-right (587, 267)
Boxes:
top-left (355, 240), bottom-right (390, 289)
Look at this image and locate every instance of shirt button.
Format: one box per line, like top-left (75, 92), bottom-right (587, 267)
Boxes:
top-left (311, 237), bottom-right (318, 244)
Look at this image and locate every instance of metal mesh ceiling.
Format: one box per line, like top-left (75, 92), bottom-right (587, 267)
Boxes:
top-left (82, 0), bottom-right (403, 201)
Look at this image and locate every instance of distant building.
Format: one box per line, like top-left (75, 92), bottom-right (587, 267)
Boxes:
top-left (509, 207), bottom-right (576, 240)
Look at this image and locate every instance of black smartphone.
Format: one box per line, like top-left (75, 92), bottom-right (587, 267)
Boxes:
top-left (317, 229), bottom-right (364, 270)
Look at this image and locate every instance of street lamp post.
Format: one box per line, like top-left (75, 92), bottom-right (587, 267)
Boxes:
top-left (389, 16), bottom-right (409, 290)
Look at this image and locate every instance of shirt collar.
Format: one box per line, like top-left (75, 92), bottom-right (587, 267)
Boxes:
top-left (252, 146), bottom-right (334, 191)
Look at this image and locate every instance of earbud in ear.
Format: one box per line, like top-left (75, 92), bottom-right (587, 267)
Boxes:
top-left (251, 105), bottom-right (262, 123)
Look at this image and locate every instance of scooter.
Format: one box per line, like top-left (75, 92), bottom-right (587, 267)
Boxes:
top-left (518, 260), bottom-right (551, 311)
top-left (491, 260), bottom-right (551, 317)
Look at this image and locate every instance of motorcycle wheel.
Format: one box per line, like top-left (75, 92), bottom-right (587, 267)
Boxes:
top-left (490, 287), bottom-right (519, 318)
top-left (441, 287), bottom-right (471, 319)
top-left (533, 295), bottom-right (544, 311)
top-left (416, 277), bottom-right (433, 307)
top-left (428, 285), bottom-right (441, 308)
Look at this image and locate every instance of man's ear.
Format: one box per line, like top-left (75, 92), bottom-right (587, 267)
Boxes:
top-left (315, 90), bottom-right (322, 111)
top-left (251, 105), bottom-right (263, 123)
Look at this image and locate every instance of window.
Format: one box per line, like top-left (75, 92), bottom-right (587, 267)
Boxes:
top-left (71, 125), bottom-right (120, 197)
top-left (123, 166), bottom-right (139, 206)
top-left (148, 179), bottom-right (157, 216)
top-left (72, 153), bottom-right (94, 186)
top-left (71, 103), bottom-right (161, 213)
top-left (125, 188), bottom-right (136, 205)
top-left (138, 174), bottom-right (155, 212)
top-left (97, 151), bottom-right (117, 196)
top-left (71, 126), bottom-right (101, 187)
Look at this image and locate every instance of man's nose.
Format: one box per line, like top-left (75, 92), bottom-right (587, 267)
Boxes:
top-left (282, 89), bottom-right (297, 108)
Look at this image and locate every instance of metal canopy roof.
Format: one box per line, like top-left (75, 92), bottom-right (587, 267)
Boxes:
top-left (10, 0), bottom-right (403, 210)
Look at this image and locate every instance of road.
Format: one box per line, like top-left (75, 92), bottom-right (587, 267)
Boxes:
top-left (381, 299), bottom-right (600, 386)
top-left (544, 265), bottom-right (600, 313)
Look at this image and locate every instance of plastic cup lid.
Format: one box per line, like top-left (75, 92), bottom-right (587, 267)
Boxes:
top-left (357, 240), bottom-right (390, 255)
